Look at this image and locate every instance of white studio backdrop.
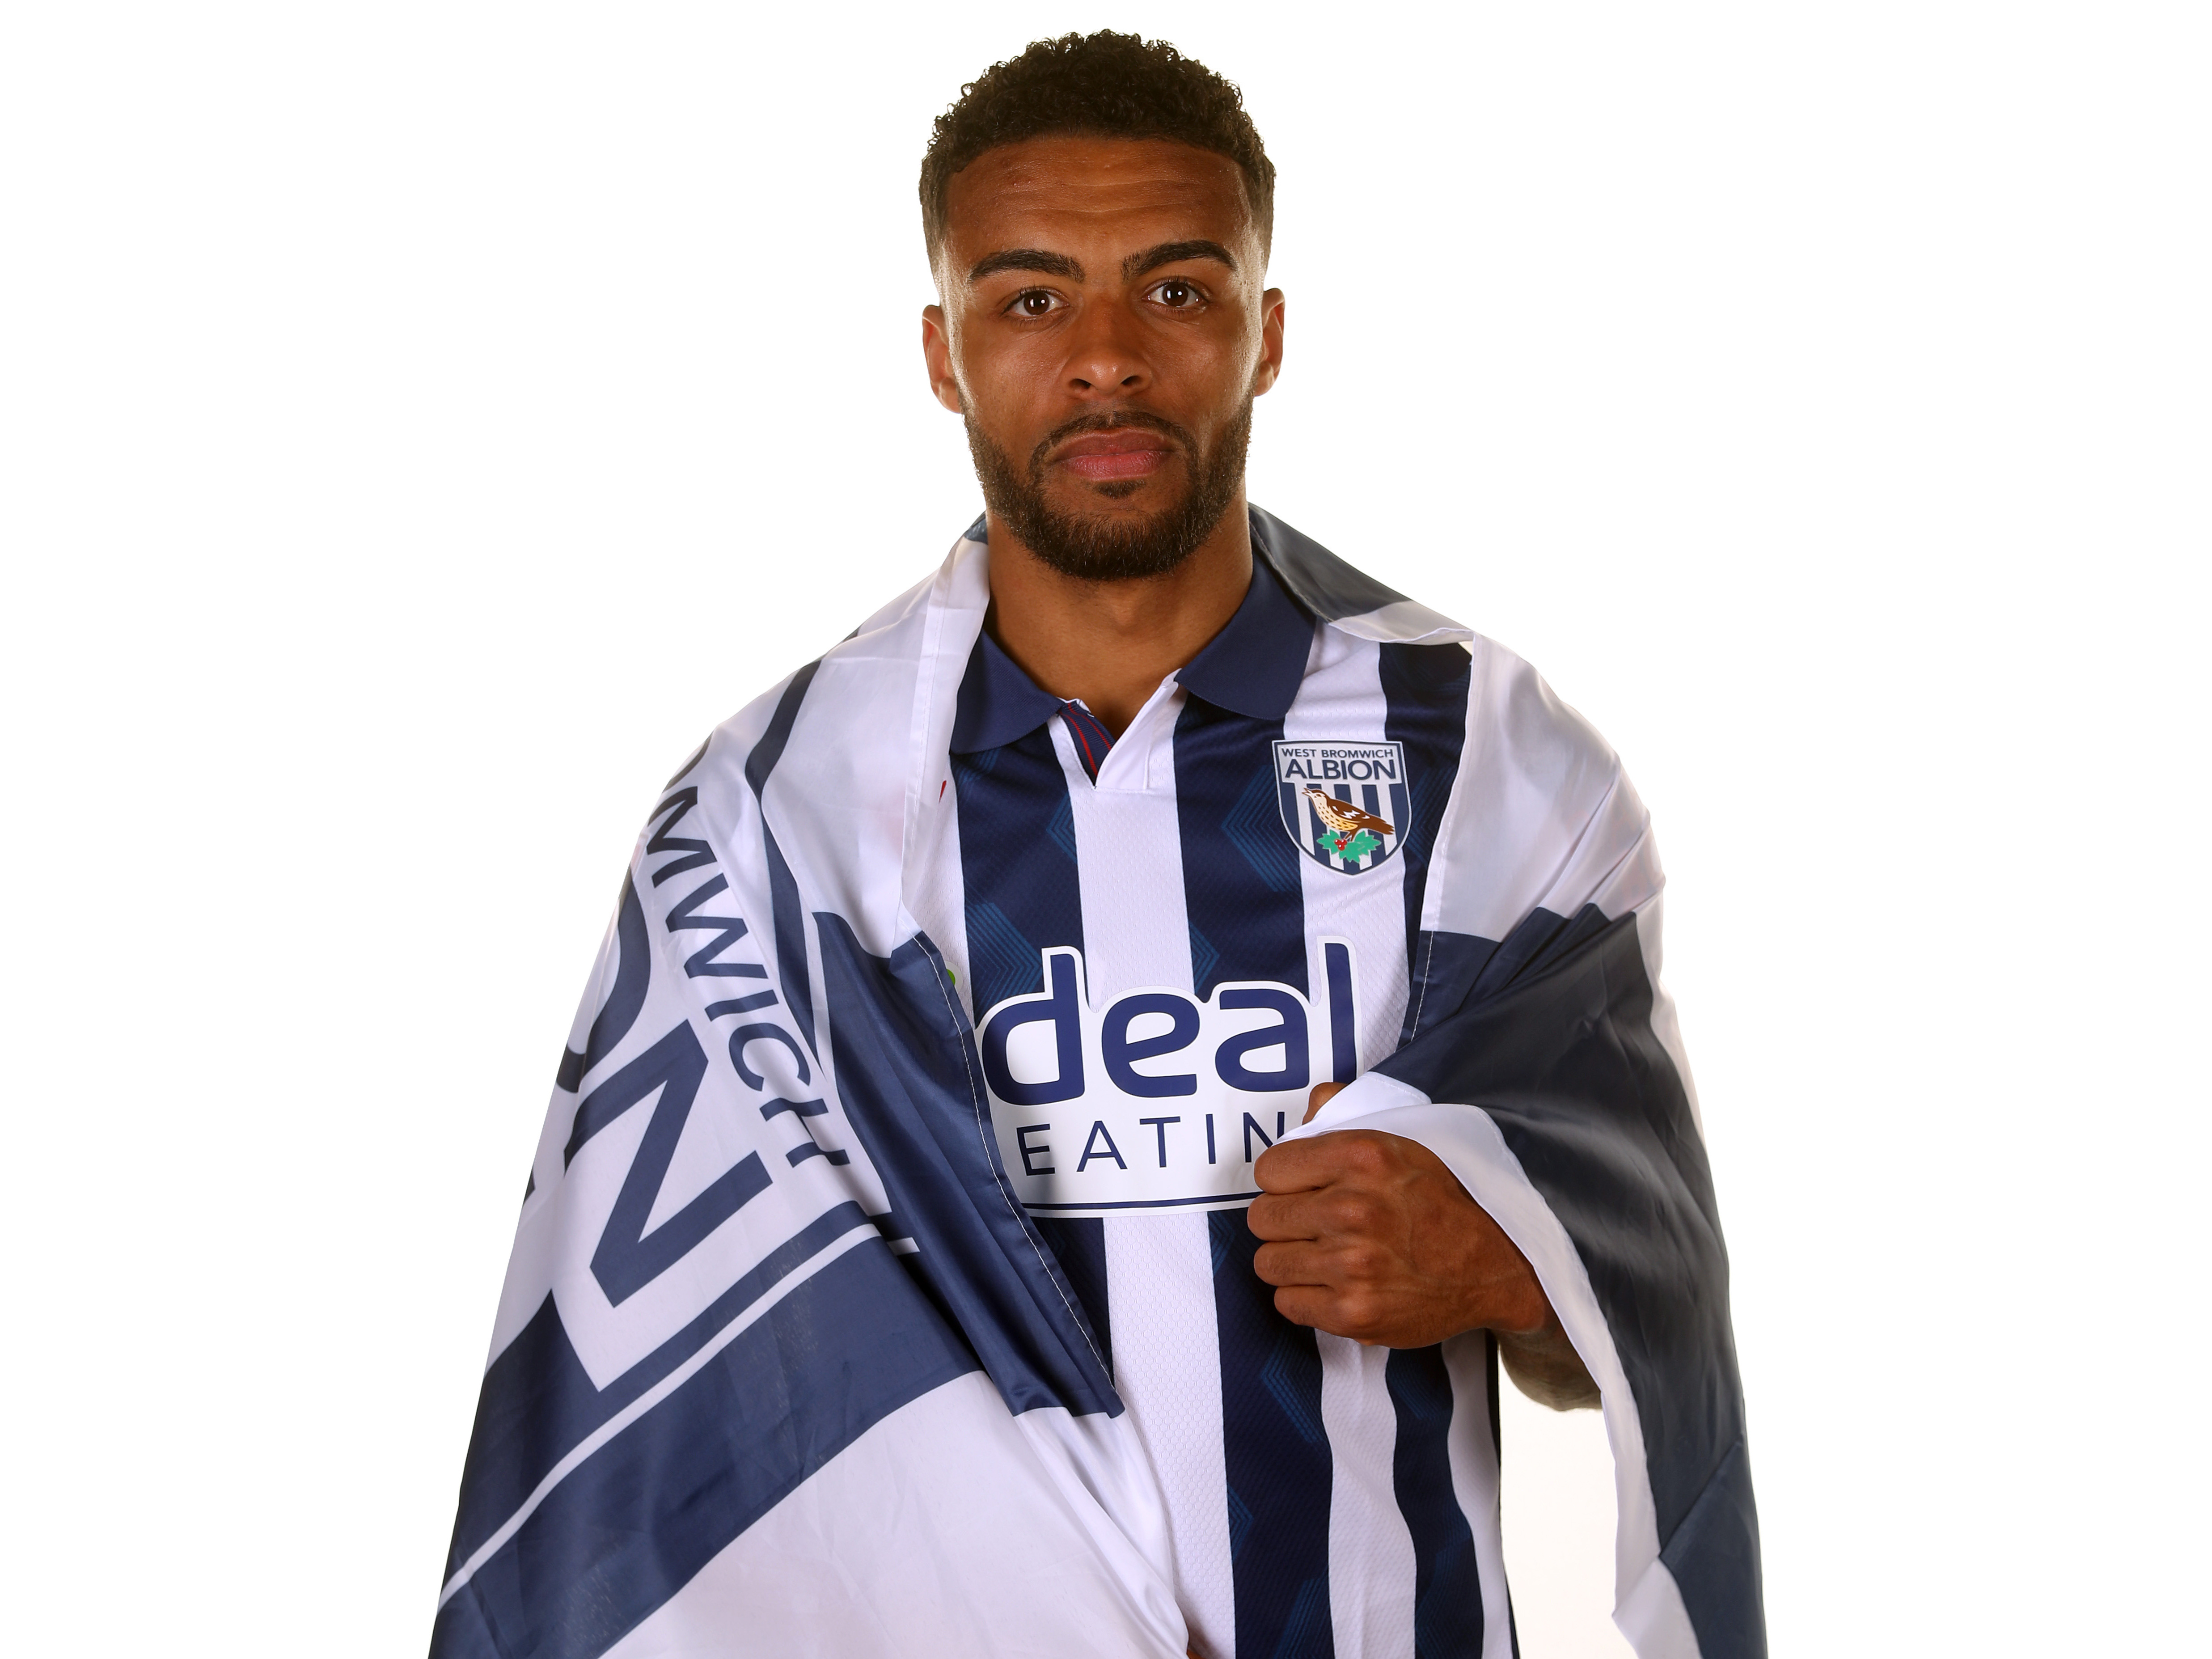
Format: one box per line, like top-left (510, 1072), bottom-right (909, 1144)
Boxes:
top-left (2, 4), bottom-right (2205, 1655)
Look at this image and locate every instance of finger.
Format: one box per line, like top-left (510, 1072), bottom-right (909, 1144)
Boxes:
top-left (1246, 1190), bottom-right (1330, 1241)
top-left (1268, 1284), bottom-right (1345, 1333)
top-left (1275, 1282), bottom-right (1403, 1346)
top-left (1252, 1134), bottom-right (1345, 1193)
top-left (1252, 1240), bottom-right (1333, 1288)
top-left (1303, 1079), bottom-right (1347, 1124)
top-left (1256, 1127), bottom-right (1397, 1193)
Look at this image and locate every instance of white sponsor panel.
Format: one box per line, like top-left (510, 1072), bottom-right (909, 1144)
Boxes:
top-left (980, 945), bottom-right (1358, 1215)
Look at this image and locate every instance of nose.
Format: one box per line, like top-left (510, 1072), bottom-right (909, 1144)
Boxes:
top-left (1063, 298), bottom-right (1150, 398)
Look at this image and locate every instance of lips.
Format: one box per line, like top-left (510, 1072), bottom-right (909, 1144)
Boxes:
top-left (1052, 427), bottom-right (1176, 482)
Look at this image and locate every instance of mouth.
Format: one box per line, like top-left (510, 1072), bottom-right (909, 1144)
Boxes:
top-left (1049, 427), bottom-right (1178, 483)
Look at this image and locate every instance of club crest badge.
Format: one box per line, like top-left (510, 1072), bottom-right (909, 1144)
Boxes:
top-left (1273, 740), bottom-right (1410, 873)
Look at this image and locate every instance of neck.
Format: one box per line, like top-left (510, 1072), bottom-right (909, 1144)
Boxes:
top-left (984, 494), bottom-right (1254, 736)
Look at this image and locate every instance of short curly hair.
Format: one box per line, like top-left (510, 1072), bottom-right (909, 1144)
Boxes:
top-left (920, 31), bottom-right (1275, 261)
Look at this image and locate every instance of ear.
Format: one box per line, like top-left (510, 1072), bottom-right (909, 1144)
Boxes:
top-left (921, 305), bottom-right (964, 414)
top-left (1251, 288), bottom-right (1287, 397)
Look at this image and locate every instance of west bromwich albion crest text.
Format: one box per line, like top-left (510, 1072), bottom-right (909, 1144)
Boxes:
top-left (1274, 739), bottom-right (1409, 872)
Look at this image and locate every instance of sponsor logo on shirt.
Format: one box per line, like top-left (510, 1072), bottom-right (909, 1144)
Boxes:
top-left (1274, 740), bottom-right (1409, 872)
top-left (978, 944), bottom-right (1358, 1215)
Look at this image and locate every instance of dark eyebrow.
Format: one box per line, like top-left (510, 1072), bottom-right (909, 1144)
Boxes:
top-left (967, 248), bottom-right (1084, 284)
top-left (1123, 239), bottom-right (1237, 280)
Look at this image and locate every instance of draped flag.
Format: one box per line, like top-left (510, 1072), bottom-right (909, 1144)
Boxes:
top-left (431, 510), bottom-right (1763, 1659)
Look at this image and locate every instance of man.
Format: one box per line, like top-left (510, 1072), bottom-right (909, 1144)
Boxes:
top-left (433, 32), bottom-right (1760, 1659)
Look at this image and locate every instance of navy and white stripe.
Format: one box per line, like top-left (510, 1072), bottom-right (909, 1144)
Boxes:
top-left (942, 537), bottom-right (1520, 1658)
top-left (433, 508), bottom-right (1763, 1659)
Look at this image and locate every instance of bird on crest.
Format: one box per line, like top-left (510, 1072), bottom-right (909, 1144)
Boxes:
top-left (1299, 785), bottom-right (1395, 838)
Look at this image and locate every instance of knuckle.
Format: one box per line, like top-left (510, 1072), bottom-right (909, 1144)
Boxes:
top-left (1339, 1292), bottom-right (1379, 1336)
top-left (1345, 1134), bottom-right (1387, 1172)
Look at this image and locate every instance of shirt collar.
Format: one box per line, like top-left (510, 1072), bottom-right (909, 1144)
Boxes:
top-left (1173, 548), bottom-right (1315, 720)
top-left (950, 628), bottom-right (1066, 755)
top-left (948, 539), bottom-right (1317, 756)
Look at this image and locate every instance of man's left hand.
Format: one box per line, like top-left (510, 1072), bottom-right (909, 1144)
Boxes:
top-left (1248, 1085), bottom-right (1601, 1406)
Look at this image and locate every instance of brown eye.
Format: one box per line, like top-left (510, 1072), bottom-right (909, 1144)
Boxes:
top-left (1015, 291), bottom-right (1058, 317)
top-left (1150, 279), bottom-right (1198, 309)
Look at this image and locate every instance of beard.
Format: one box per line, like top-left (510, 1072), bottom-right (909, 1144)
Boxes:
top-left (965, 399), bottom-right (1253, 583)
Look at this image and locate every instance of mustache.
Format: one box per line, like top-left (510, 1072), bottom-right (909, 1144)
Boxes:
top-left (1027, 410), bottom-right (1194, 475)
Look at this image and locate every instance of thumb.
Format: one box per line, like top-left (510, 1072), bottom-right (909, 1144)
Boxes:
top-left (1303, 1079), bottom-right (1348, 1125)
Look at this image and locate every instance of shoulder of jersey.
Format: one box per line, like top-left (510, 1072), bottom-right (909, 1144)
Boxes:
top-left (1462, 634), bottom-right (1624, 812)
top-left (653, 535), bottom-right (969, 858)
top-left (1433, 635), bottom-right (1659, 936)
top-left (1249, 504), bottom-right (1624, 800)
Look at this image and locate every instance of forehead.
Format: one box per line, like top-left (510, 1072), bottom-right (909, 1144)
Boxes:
top-left (941, 135), bottom-right (1255, 262)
